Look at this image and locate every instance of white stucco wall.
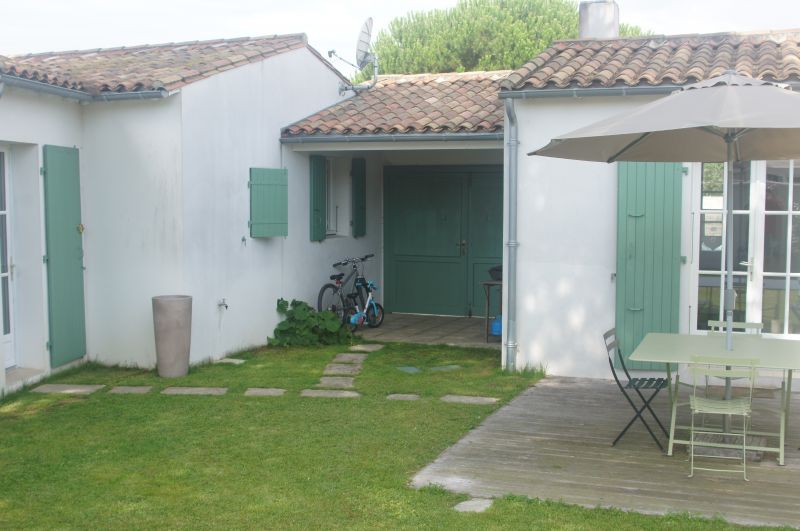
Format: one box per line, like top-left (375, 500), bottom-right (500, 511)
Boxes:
top-left (506, 94), bottom-right (663, 378)
top-left (179, 47), bottom-right (381, 363)
top-left (81, 97), bottom-right (183, 367)
top-left (0, 87), bottom-right (82, 382)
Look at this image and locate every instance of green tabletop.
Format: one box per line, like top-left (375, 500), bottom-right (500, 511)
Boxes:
top-left (630, 333), bottom-right (800, 370)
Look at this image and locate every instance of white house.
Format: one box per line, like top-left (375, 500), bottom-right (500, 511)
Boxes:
top-left (0, 34), bottom-right (383, 394)
top-left (2, 4), bottom-right (799, 395)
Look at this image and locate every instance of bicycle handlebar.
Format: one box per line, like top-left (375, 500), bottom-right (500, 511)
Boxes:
top-left (331, 253), bottom-right (375, 268)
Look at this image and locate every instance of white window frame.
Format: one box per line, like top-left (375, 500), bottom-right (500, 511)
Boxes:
top-left (325, 159), bottom-right (338, 236)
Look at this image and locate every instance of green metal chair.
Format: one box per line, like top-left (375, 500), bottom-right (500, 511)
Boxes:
top-left (688, 356), bottom-right (758, 481)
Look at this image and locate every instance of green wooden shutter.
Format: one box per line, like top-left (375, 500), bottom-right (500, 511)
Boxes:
top-left (42, 145), bottom-right (87, 368)
top-left (249, 168), bottom-right (288, 237)
top-left (351, 158), bottom-right (367, 238)
top-left (309, 155), bottom-right (326, 241)
top-left (616, 162), bottom-right (683, 370)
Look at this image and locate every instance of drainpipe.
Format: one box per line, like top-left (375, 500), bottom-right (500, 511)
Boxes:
top-left (504, 98), bottom-right (519, 371)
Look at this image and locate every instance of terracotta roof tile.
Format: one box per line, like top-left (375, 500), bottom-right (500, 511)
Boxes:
top-left (501, 30), bottom-right (800, 90)
top-left (0, 34), bottom-right (336, 96)
top-left (283, 70), bottom-right (509, 137)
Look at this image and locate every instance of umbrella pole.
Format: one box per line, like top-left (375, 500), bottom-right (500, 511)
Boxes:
top-left (724, 137), bottom-right (735, 407)
top-left (725, 137), bottom-right (735, 353)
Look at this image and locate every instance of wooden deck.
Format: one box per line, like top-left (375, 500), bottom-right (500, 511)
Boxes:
top-left (413, 376), bottom-right (800, 527)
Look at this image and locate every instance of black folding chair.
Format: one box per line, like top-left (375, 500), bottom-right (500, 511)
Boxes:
top-left (603, 328), bottom-right (669, 451)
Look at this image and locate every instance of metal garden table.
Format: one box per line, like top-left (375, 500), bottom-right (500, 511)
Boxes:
top-left (630, 333), bottom-right (799, 465)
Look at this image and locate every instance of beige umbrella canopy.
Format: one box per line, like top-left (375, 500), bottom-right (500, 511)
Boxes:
top-left (530, 72), bottom-right (800, 350)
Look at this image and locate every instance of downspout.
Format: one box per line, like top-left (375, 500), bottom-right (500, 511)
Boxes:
top-left (504, 98), bottom-right (519, 371)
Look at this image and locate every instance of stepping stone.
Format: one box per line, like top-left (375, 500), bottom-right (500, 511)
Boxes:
top-left (301, 389), bottom-right (360, 398)
top-left (350, 344), bottom-right (383, 353)
top-left (315, 377), bottom-right (354, 389)
top-left (32, 384), bottom-right (104, 395)
top-left (244, 388), bottom-right (286, 397)
top-left (387, 393), bottom-right (419, 401)
top-left (109, 386), bottom-right (152, 394)
top-left (215, 358), bottom-right (245, 365)
top-left (441, 395), bottom-right (499, 405)
top-left (430, 364), bottom-right (463, 372)
top-left (454, 498), bottom-right (493, 513)
top-left (162, 387), bottom-right (227, 396)
top-left (323, 363), bottom-right (362, 376)
top-left (398, 366), bottom-right (421, 374)
top-left (333, 353), bottom-right (368, 364)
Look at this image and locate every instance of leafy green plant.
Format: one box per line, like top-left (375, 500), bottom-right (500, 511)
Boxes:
top-left (269, 298), bottom-right (351, 346)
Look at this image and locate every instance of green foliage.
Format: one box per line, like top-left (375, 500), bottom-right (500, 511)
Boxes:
top-left (269, 298), bottom-right (351, 346)
top-left (363, 0), bottom-right (648, 77)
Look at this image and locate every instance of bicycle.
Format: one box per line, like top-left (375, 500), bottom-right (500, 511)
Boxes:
top-left (343, 279), bottom-right (383, 331)
top-left (317, 254), bottom-right (384, 328)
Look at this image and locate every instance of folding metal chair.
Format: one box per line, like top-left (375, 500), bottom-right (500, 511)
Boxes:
top-left (603, 328), bottom-right (669, 450)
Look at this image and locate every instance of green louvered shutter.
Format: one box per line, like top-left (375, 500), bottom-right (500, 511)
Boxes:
top-left (309, 156), bottom-right (326, 241)
top-left (616, 162), bottom-right (684, 370)
top-left (249, 168), bottom-right (288, 237)
top-left (351, 158), bottom-right (367, 238)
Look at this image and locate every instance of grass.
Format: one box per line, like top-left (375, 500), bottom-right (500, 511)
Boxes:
top-left (0, 342), bottom-right (747, 529)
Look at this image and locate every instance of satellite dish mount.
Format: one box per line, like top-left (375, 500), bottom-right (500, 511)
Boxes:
top-left (340, 17), bottom-right (378, 94)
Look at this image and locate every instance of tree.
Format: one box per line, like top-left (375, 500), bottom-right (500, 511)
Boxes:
top-left (368, 0), bottom-right (647, 75)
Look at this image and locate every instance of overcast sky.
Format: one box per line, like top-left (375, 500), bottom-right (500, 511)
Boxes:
top-left (1, 0), bottom-right (798, 76)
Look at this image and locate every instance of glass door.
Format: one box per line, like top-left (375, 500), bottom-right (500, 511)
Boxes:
top-left (0, 151), bottom-right (14, 368)
top-left (757, 160), bottom-right (800, 334)
top-left (692, 159), bottom-right (800, 336)
top-left (695, 161), bottom-right (753, 330)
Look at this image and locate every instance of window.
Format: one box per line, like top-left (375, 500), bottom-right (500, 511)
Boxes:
top-left (310, 155), bottom-right (359, 241)
top-left (325, 159), bottom-right (338, 235)
top-left (249, 167), bottom-right (288, 238)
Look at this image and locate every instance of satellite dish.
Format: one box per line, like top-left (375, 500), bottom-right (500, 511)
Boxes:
top-left (355, 17), bottom-right (374, 70)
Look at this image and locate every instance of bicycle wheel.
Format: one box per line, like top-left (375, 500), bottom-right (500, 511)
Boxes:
top-left (317, 284), bottom-right (345, 322)
top-left (343, 306), bottom-right (360, 332)
top-left (366, 302), bottom-right (384, 328)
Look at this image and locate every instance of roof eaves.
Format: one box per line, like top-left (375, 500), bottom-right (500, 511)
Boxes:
top-left (280, 132), bottom-right (504, 144)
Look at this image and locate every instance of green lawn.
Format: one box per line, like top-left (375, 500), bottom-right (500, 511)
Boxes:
top-left (0, 343), bottom-right (742, 529)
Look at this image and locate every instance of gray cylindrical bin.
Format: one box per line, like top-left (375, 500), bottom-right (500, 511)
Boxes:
top-left (152, 295), bottom-right (192, 378)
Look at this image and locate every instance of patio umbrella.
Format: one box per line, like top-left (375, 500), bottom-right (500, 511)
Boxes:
top-left (530, 71), bottom-right (800, 352)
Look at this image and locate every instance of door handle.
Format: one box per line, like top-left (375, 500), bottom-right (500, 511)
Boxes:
top-left (739, 257), bottom-right (753, 280)
top-left (457, 240), bottom-right (467, 256)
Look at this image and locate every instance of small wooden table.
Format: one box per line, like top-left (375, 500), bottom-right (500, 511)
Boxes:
top-left (481, 280), bottom-right (502, 342)
top-left (630, 332), bottom-right (799, 464)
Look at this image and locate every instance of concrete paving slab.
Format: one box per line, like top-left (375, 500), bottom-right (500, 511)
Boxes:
top-left (398, 366), bottom-right (422, 374)
top-left (441, 395), bottom-right (499, 405)
top-left (349, 344), bottom-right (384, 352)
top-left (162, 387), bottom-right (228, 396)
top-left (430, 365), bottom-right (463, 372)
top-left (301, 389), bottom-right (360, 398)
top-left (32, 384), bottom-right (105, 395)
top-left (454, 498), bottom-right (493, 513)
top-left (244, 388), bottom-right (286, 397)
top-left (215, 358), bottom-right (245, 365)
top-left (109, 386), bottom-right (152, 394)
top-left (387, 393), bottom-right (420, 401)
top-left (315, 377), bottom-right (354, 389)
top-left (323, 363), bottom-right (362, 376)
top-left (333, 353), bottom-right (368, 364)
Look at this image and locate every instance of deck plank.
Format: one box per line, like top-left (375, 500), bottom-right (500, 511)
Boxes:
top-left (413, 376), bottom-right (800, 527)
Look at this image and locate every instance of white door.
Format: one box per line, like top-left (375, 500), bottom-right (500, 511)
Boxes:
top-left (691, 160), bottom-right (800, 336)
top-left (0, 150), bottom-right (14, 368)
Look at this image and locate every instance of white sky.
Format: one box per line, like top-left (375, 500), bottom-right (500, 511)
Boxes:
top-left (1, 0), bottom-right (799, 76)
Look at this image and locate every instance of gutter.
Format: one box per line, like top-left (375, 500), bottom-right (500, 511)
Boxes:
top-left (503, 99), bottom-right (519, 372)
top-left (280, 132), bottom-right (504, 144)
top-left (499, 81), bottom-right (800, 99)
top-left (0, 74), bottom-right (170, 101)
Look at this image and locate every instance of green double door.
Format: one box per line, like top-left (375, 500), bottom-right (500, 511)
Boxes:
top-left (384, 166), bottom-right (502, 317)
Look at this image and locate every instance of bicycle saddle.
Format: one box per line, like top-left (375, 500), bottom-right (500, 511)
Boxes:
top-left (330, 273), bottom-right (344, 281)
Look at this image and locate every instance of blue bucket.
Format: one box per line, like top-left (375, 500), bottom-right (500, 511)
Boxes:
top-left (490, 314), bottom-right (502, 336)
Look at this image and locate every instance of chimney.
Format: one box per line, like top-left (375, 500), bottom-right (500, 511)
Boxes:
top-left (579, 0), bottom-right (619, 39)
